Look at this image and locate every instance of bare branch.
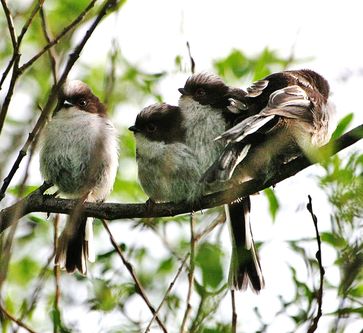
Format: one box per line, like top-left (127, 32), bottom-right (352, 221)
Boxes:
top-left (0, 0), bottom-right (44, 133)
top-left (0, 302), bottom-right (36, 333)
top-left (19, 0), bottom-right (98, 73)
top-left (186, 41), bottom-right (195, 74)
top-left (0, 0), bottom-right (17, 49)
top-left (231, 290), bottom-right (237, 333)
top-left (180, 214), bottom-right (196, 333)
top-left (17, 0), bottom-right (44, 45)
top-left (194, 212), bottom-right (225, 242)
top-left (101, 219), bottom-right (168, 333)
top-left (53, 214), bottom-right (61, 333)
top-left (0, 124), bottom-right (362, 232)
top-left (0, 53), bottom-right (20, 134)
top-left (145, 253), bottom-right (189, 333)
top-left (307, 195), bottom-right (325, 333)
top-left (39, 7), bottom-right (58, 84)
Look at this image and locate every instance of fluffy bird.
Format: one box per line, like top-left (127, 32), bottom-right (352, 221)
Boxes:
top-left (178, 72), bottom-right (264, 291)
top-left (203, 69), bottom-right (334, 184)
top-left (130, 72), bottom-right (264, 291)
top-left (39, 80), bottom-right (119, 274)
top-left (129, 103), bottom-right (203, 203)
top-left (202, 69), bottom-right (334, 289)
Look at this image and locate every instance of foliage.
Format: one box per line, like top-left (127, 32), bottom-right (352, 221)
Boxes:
top-left (0, 2), bottom-right (362, 333)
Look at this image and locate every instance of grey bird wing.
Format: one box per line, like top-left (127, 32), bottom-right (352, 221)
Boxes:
top-left (217, 85), bottom-right (312, 144)
top-left (203, 85), bottom-right (313, 183)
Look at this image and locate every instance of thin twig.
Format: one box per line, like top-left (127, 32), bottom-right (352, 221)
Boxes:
top-left (103, 38), bottom-right (119, 105)
top-left (194, 212), bottom-right (225, 242)
top-left (0, 125), bottom-right (39, 293)
top-left (0, 302), bottom-right (36, 333)
top-left (231, 290), bottom-right (237, 333)
top-left (0, 53), bottom-right (20, 135)
top-left (53, 214), bottom-right (61, 333)
top-left (19, 0), bottom-right (98, 73)
top-left (0, 0), bottom-right (44, 134)
top-left (306, 195), bottom-right (325, 333)
top-left (14, 253), bottom-right (54, 333)
top-left (180, 214), bottom-right (196, 333)
top-left (145, 253), bottom-right (190, 333)
top-left (39, 7), bottom-right (58, 84)
top-left (17, 0), bottom-right (44, 45)
top-left (101, 219), bottom-right (168, 333)
top-left (0, 0), bottom-right (17, 49)
top-left (186, 41), bottom-right (195, 74)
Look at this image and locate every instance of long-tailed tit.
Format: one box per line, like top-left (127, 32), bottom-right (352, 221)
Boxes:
top-left (178, 72), bottom-right (264, 291)
top-left (202, 69), bottom-right (334, 290)
top-left (129, 103), bottom-right (203, 203)
top-left (203, 69), bottom-right (334, 184)
top-left (39, 80), bottom-right (119, 274)
top-left (130, 72), bottom-right (264, 291)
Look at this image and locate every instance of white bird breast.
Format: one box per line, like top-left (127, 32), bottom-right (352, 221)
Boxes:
top-left (39, 108), bottom-right (119, 201)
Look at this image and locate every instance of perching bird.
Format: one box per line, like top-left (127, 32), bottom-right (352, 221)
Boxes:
top-left (129, 103), bottom-right (203, 203)
top-left (202, 69), bottom-right (334, 289)
top-left (178, 72), bottom-right (264, 291)
top-left (130, 72), bottom-right (264, 291)
top-left (39, 80), bottom-right (119, 274)
top-left (203, 69), bottom-right (334, 185)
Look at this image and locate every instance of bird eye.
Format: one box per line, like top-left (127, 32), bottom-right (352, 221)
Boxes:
top-left (78, 98), bottom-right (87, 107)
top-left (146, 123), bottom-right (157, 132)
top-left (195, 88), bottom-right (206, 97)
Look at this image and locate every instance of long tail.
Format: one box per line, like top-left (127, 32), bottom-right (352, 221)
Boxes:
top-left (55, 216), bottom-right (95, 274)
top-left (225, 197), bottom-right (264, 292)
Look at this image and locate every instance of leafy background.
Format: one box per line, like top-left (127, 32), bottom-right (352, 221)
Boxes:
top-left (0, 0), bottom-right (362, 332)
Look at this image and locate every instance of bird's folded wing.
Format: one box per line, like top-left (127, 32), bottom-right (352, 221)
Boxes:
top-left (217, 85), bottom-right (312, 143)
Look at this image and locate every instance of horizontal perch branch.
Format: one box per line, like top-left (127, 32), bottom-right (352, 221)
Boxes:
top-left (1, 124), bottom-right (362, 233)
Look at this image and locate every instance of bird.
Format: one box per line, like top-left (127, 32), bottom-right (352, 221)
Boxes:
top-left (39, 80), bottom-right (119, 274)
top-left (129, 103), bottom-right (203, 204)
top-left (130, 72), bottom-right (264, 291)
top-left (203, 69), bottom-right (334, 185)
top-left (202, 69), bottom-right (334, 290)
top-left (178, 72), bottom-right (264, 291)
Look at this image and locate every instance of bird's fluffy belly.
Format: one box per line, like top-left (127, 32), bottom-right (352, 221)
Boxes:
top-left (40, 110), bottom-right (118, 199)
top-left (136, 136), bottom-right (202, 203)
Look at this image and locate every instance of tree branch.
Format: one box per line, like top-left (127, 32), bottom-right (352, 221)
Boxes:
top-left (0, 302), bottom-right (36, 333)
top-left (307, 195), bottom-right (325, 333)
top-left (101, 219), bottom-right (168, 333)
top-left (0, 124), bottom-right (362, 233)
top-left (18, 0), bottom-right (98, 73)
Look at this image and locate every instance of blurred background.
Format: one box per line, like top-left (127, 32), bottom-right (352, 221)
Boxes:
top-left (0, 0), bottom-right (362, 332)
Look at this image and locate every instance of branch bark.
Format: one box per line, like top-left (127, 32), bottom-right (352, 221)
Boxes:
top-left (0, 124), bottom-right (362, 233)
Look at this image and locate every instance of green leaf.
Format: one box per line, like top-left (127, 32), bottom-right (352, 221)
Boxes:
top-left (264, 188), bottom-right (279, 221)
top-left (8, 257), bottom-right (40, 285)
top-left (331, 113), bottom-right (354, 140)
top-left (195, 242), bottom-right (224, 289)
top-left (157, 257), bottom-right (175, 275)
top-left (320, 232), bottom-right (347, 248)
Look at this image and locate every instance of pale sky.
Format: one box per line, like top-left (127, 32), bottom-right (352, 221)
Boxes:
top-left (3, 1), bottom-right (363, 332)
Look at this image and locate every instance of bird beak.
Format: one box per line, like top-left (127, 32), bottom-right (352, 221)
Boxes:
top-left (63, 100), bottom-right (74, 108)
top-left (55, 98), bottom-right (74, 113)
top-left (178, 88), bottom-right (187, 95)
top-left (128, 125), bottom-right (140, 133)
